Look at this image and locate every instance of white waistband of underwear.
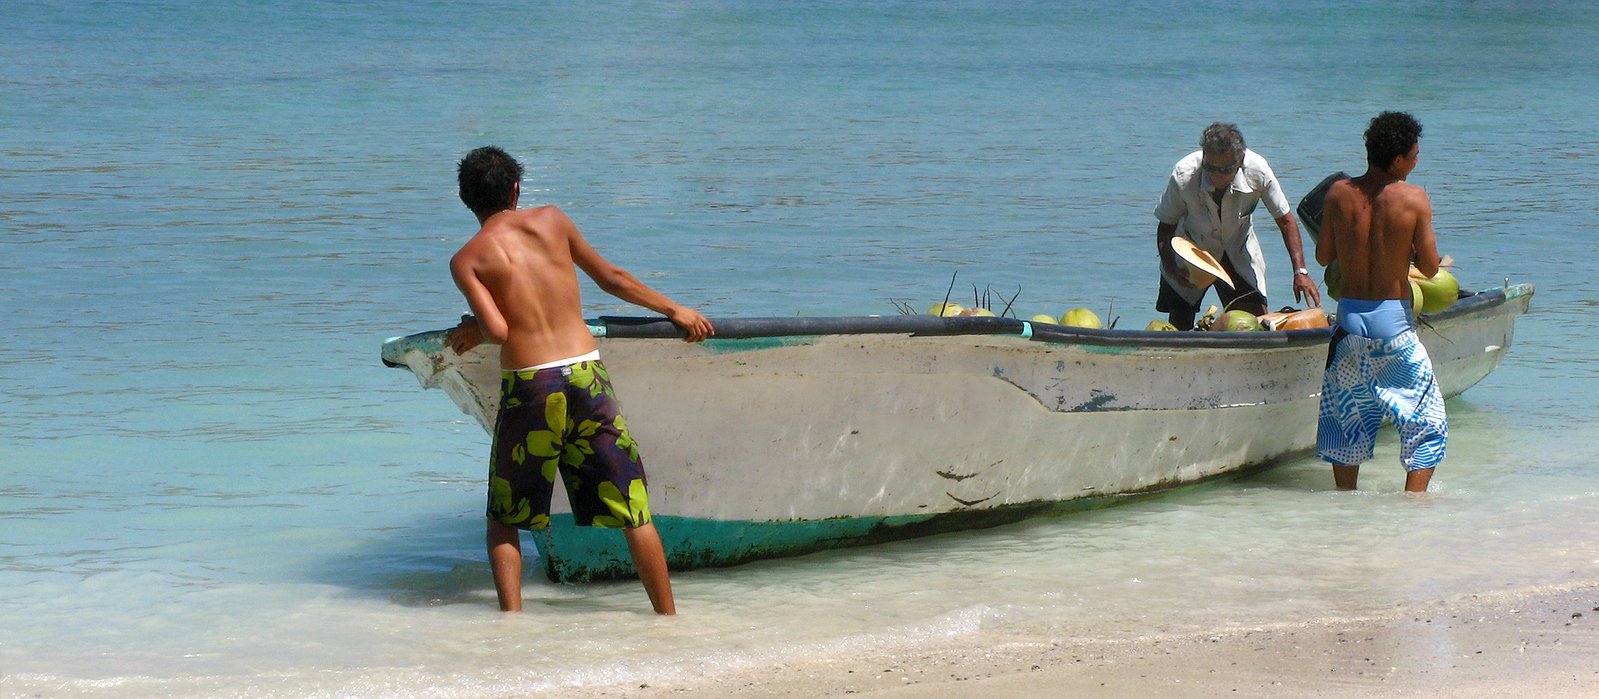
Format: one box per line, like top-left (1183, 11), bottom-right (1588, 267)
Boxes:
top-left (516, 349), bottom-right (600, 372)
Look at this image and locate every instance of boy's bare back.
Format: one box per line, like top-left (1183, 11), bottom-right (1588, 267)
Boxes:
top-left (1319, 154), bottom-right (1441, 301)
top-left (450, 202), bottom-right (712, 369)
top-left (448, 146), bottom-right (708, 614)
top-left (451, 205), bottom-right (597, 369)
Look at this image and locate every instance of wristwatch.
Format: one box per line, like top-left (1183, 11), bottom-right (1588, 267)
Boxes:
top-left (1294, 267), bottom-right (1310, 276)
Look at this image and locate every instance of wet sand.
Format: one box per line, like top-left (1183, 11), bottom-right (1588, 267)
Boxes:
top-left (576, 583), bottom-right (1599, 698)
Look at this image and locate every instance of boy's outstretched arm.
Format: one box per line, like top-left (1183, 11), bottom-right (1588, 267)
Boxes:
top-left (561, 212), bottom-right (715, 342)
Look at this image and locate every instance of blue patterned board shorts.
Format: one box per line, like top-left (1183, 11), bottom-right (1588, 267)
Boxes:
top-left (1317, 329), bottom-right (1448, 471)
top-left (487, 360), bottom-right (651, 530)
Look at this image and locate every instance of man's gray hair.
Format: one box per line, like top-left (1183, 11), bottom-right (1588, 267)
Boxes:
top-left (1201, 122), bottom-right (1246, 163)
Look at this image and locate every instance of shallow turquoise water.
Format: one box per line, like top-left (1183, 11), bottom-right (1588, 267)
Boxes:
top-left (3, 2), bottom-right (1598, 696)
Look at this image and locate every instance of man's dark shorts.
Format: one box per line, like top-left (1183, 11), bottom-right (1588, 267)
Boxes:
top-left (1156, 253), bottom-right (1264, 316)
top-left (487, 359), bottom-right (651, 530)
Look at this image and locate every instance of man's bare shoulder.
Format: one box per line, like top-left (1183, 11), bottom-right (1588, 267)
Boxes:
top-left (1324, 177), bottom-right (1360, 208)
top-left (452, 215), bottom-right (520, 269)
top-left (450, 233), bottom-right (492, 275)
top-left (501, 204), bottom-right (576, 240)
top-left (453, 221), bottom-right (500, 257)
top-left (1326, 177), bottom-right (1357, 196)
top-left (519, 204), bottom-right (569, 223)
top-left (1377, 180), bottom-right (1430, 209)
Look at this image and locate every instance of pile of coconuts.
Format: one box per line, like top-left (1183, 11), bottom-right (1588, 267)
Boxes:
top-left (927, 302), bottom-right (1104, 328)
top-left (925, 262), bottom-right (1460, 333)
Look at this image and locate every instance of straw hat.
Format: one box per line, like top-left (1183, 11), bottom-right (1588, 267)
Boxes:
top-left (1170, 237), bottom-right (1234, 288)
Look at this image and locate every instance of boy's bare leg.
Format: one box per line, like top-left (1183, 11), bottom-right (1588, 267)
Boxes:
top-left (1333, 463), bottom-right (1360, 490)
top-left (487, 520), bottom-right (524, 612)
top-left (1405, 467), bottom-right (1434, 493)
top-left (623, 522), bottom-right (675, 615)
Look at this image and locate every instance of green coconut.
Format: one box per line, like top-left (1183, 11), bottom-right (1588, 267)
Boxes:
top-left (1413, 268), bottom-right (1460, 313)
top-left (1324, 262), bottom-right (1342, 301)
top-left (1144, 319), bottom-right (1178, 331)
top-left (1060, 308), bottom-right (1102, 329)
top-left (1211, 309), bottom-right (1264, 332)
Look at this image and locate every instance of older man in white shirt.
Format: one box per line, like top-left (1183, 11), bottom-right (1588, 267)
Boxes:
top-left (1155, 122), bottom-right (1320, 329)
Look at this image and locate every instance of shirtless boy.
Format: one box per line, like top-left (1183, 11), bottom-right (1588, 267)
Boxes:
top-left (446, 146), bottom-right (714, 612)
top-left (1315, 112), bottom-right (1445, 493)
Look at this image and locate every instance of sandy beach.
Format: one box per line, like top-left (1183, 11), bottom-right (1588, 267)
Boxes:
top-left (576, 583), bottom-right (1599, 698)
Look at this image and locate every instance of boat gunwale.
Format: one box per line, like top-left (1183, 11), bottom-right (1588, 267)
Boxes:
top-left (380, 283), bottom-right (1529, 366)
top-left (592, 285), bottom-right (1521, 348)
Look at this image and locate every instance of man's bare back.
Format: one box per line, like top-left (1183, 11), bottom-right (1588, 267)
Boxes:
top-left (1316, 143), bottom-right (1441, 300)
top-left (1312, 112), bottom-right (1448, 494)
top-left (449, 201), bottom-right (712, 368)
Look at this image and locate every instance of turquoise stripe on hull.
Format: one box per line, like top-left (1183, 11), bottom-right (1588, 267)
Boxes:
top-left (529, 456), bottom-right (1304, 582)
top-left (529, 496), bottom-right (1138, 583)
top-left (533, 514), bottom-right (925, 583)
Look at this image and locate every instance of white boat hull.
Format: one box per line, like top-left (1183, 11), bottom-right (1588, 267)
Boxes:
top-left (383, 284), bottom-right (1531, 581)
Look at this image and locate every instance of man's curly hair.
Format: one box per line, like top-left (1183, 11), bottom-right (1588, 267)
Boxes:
top-left (1364, 112), bottom-right (1422, 170)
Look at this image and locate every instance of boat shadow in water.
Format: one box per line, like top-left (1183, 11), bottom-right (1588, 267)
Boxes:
top-left (312, 512), bottom-right (687, 608)
top-left (299, 512), bottom-right (518, 608)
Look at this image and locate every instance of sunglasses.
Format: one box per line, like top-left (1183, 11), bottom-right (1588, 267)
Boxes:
top-left (1201, 160), bottom-right (1238, 175)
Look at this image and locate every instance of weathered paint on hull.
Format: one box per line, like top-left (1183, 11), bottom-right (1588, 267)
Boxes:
top-left (383, 285), bottom-right (1531, 581)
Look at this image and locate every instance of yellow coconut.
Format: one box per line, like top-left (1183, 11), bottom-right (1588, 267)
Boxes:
top-left (1030, 314), bottom-right (1058, 324)
top-left (1060, 308), bottom-right (1102, 329)
top-left (927, 302), bottom-right (964, 317)
top-left (1144, 319), bottom-right (1178, 331)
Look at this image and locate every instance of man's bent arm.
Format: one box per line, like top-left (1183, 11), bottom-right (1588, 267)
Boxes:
top-left (1155, 221), bottom-right (1176, 256)
top-left (1275, 213), bottom-right (1321, 307)
top-left (1155, 221), bottom-right (1189, 284)
top-left (1274, 213), bottom-right (1311, 272)
top-left (1315, 191), bottom-right (1341, 268)
top-left (1408, 191), bottom-right (1441, 278)
top-left (451, 256), bottom-right (509, 344)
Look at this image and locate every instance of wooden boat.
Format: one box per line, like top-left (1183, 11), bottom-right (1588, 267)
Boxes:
top-left (381, 282), bottom-right (1533, 582)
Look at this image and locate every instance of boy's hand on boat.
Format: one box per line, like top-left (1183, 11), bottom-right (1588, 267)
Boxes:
top-left (669, 307), bottom-right (715, 342)
top-left (448, 315), bottom-right (485, 354)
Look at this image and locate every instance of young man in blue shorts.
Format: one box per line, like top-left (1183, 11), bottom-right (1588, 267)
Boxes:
top-left (445, 146), bottom-right (714, 612)
top-left (1315, 112), bottom-right (1446, 493)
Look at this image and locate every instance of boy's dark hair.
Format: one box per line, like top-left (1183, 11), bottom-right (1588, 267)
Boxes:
top-left (458, 146), bottom-right (524, 217)
top-left (1364, 112), bottom-right (1422, 170)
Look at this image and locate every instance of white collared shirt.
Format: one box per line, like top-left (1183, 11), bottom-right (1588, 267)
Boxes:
top-left (1154, 148), bottom-right (1292, 299)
